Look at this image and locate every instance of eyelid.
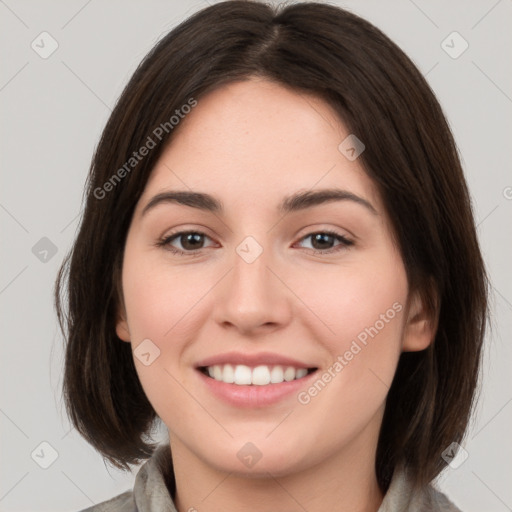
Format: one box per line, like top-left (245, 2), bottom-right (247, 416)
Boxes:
top-left (294, 223), bottom-right (357, 242)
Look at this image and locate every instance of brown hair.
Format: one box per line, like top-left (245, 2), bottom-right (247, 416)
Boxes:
top-left (54, 0), bottom-right (488, 493)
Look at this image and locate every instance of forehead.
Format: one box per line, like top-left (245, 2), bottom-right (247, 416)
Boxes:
top-left (138, 78), bottom-right (382, 214)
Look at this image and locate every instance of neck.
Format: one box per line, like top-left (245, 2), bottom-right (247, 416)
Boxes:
top-left (168, 413), bottom-right (385, 512)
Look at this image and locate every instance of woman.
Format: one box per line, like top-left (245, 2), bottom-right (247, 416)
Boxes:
top-left (55, 1), bottom-right (488, 511)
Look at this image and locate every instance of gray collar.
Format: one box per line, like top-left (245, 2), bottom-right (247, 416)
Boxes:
top-left (86, 444), bottom-right (462, 512)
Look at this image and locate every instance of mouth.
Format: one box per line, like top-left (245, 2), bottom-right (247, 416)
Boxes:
top-left (194, 351), bottom-right (320, 407)
top-left (198, 364), bottom-right (318, 386)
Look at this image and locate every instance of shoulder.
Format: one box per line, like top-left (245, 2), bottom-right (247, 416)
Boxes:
top-left (422, 484), bottom-right (463, 512)
top-left (379, 466), bottom-right (463, 512)
top-left (78, 490), bottom-right (135, 512)
top-left (75, 444), bottom-right (176, 512)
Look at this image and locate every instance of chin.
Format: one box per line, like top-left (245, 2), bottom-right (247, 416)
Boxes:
top-left (195, 436), bottom-right (313, 478)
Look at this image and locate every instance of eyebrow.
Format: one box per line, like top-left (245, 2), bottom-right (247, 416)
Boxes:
top-left (140, 188), bottom-right (378, 217)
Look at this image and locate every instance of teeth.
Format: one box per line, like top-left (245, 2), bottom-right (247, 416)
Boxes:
top-left (284, 366), bottom-right (296, 381)
top-left (223, 364), bottom-right (235, 383)
top-left (296, 368), bottom-right (308, 379)
top-left (252, 365), bottom-right (271, 386)
top-left (213, 365), bottom-right (223, 381)
top-left (270, 366), bottom-right (284, 383)
top-left (234, 364), bottom-right (252, 385)
top-left (204, 364), bottom-right (311, 385)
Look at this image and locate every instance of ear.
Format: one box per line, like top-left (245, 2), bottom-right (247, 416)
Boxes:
top-left (116, 308), bottom-right (131, 343)
top-left (401, 290), bottom-right (437, 352)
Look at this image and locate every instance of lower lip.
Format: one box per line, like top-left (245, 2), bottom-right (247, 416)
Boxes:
top-left (196, 369), bottom-right (317, 408)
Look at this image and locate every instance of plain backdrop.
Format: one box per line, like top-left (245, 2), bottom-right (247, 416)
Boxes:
top-left (1, 0), bottom-right (511, 511)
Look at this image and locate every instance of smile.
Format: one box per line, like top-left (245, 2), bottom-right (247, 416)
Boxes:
top-left (199, 364), bottom-right (316, 385)
top-left (194, 352), bottom-right (319, 407)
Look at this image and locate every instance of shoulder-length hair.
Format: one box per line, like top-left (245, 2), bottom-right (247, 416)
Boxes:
top-left (55, 0), bottom-right (488, 492)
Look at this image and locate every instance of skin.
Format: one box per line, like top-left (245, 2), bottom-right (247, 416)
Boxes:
top-left (116, 78), bottom-right (434, 512)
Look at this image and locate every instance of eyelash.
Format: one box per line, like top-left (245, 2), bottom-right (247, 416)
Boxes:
top-left (155, 229), bottom-right (354, 257)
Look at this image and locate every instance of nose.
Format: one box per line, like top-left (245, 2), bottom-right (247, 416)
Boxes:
top-left (213, 242), bottom-right (293, 336)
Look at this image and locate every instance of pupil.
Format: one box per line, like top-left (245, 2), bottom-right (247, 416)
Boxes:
top-left (182, 233), bottom-right (203, 250)
top-left (312, 233), bottom-right (333, 249)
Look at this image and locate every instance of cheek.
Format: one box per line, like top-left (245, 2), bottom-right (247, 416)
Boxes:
top-left (121, 249), bottom-right (207, 342)
top-left (122, 272), bottom-right (168, 340)
top-left (120, 250), bottom-right (210, 411)
top-left (291, 252), bottom-right (408, 403)
top-left (294, 257), bottom-right (407, 344)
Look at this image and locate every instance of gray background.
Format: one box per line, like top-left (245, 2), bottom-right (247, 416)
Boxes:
top-left (1, 0), bottom-right (511, 510)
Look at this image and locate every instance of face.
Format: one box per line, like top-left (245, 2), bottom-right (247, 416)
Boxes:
top-left (116, 78), bottom-right (432, 477)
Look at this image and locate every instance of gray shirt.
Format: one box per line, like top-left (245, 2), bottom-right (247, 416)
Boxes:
top-left (80, 444), bottom-right (462, 512)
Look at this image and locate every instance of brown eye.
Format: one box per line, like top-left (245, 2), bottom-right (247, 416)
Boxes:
top-left (158, 231), bottom-right (216, 255)
top-left (297, 231), bottom-right (353, 253)
top-left (311, 233), bottom-right (336, 250)
top-left (178, 232), bottom-right (205, 250)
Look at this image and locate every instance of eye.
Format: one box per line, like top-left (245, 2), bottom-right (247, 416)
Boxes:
top-left (156, 229), bottom-right (353, 256)
top-left (296, 230), bottom-right (353, 253)
top-left (156, 231), bottom-right (216, 255)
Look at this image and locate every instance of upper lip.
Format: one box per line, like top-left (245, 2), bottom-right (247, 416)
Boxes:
top-left (195, 351), bottom-right (317, 369)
